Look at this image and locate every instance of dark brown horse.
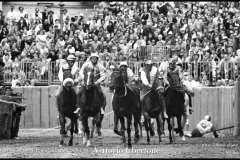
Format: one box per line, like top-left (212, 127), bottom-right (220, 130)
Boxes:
top-left (56, 70), bottom-right (78, 146)
top-left (108, 68), bottom-right (141, 148)
top-left (78, 68), bottom-right (105, 147)
top-left (141, 72), bottom-right (165, 144)
top-left (164, 85), bottom-right (185, 143)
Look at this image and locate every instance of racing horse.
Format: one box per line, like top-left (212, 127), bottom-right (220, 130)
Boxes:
top-left (164, 85), bottom-right (185, 143)
top-left (108, 68), bottom-right (141, 148)
top-left (56, 69), bottom-right (78, 146)
top-left (141, 71), bottom-right (164, 144)
top-left (78, 68), bottom-right (106, 147)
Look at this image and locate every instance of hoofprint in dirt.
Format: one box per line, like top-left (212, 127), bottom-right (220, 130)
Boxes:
top-left (0, 129), bottom-right (239, 158)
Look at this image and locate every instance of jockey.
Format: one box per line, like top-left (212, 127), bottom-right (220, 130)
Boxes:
top-left (163, 58), bottom-right (194, 96)
top-left (55, 54), bottom-right (79, 100)
top-left (185, 115), bottom-right (219, 138)
top-left (118, 61), bottom-right (141, 96)
top-left (140, 60), bottom-right (168, 119)
top-left (75, 52), bottom-right (106, 115)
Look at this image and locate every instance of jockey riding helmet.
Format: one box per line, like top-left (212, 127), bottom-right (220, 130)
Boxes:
top-left (145, 60), bottom-right (153, 71)
top-left (66, 54), bottom-right (76, 67)
top-left (89, 53), bottom-right (99, 65)
top-left (169, 58), bottom-right (176, 69)
top-left (89, 53), bottom-right (99, 59)
top-left (67, 54), bottom-right (76, 61)
top-left (119, 61), bottom-right (128, 67)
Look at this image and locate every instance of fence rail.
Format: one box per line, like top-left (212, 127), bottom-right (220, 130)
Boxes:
top-left (4, 60), bottom-right (240, 86)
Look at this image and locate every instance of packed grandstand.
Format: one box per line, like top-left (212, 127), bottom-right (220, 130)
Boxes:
top-left (0, 1), bottom-right (239, 87)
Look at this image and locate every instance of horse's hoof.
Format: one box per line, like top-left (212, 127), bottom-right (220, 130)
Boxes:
top-left (90, 133), bottom-right (93, 138)
top-left (63, 134), bottom-right (69, 138)
top-left (182, 136), bottom-right (186, 141)
top-left (83, 137), bottom-right (87, 145)
top-left (60, 140), bottom-right (64, 145)
top-left (68, 142), bottom-right (73, 146)
top-left (169, 140), bottom-right (173, 144)
top-left (134, 137), bottom-right (139, 143)
top-left (98, 135), bottom-right (103, 139)
top-left (86, 140), bottom-right (91, 147)
top-left (150, 131), bottom-right (155, 137)
top-left (128, 144), bottom-right (132, 149)
top-left (114, 130), bottom-right (122, 136)
top-left (78, 133), bottom-right (83, 138)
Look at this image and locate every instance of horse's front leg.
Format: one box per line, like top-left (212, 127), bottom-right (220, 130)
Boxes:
top-left (90, 118), bottom-right (95, 138)
top-left (119, 117), bottom-right (126, 144)
top-left (133, 113), bottom-right (140, 143)
top-left (127, 115), bottom-right (132, 148)
top-left (82, 117), bottom-right (91, 147)
top-left (68, 117), bottom-right (75, 146)
top-left (177, 115), bottom-right (185, 141)
top-left (59, 114), bottom-right (66, 146)
top-left (167, 118), bottom-right (173, 143)
top-left (95, 112), bottom-right (102, 139)
top-left (156, 113), bottom-right (163, 143)
top-left (143, 117), bottom-right (150, 144)
top-left (113, 112), bottom-right (121, 136)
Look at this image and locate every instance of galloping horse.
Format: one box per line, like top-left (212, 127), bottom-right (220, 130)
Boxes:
top-left (141, 73), bottom-right (164, 144)
top-left (108, 68), bottom-right (141, 148)
top-left (78, 68), bottom-right (106, 147)
top-left (164, 85), bottom-right (185, 143)
top-left (56, 70), bottom-right (78, 146)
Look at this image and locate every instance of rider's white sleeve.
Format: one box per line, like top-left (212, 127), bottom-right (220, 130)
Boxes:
top-left (96, 64), bottom-right (107, 83)
top-left (58, 66), bottom-right (63, 83)
top-left (79, 62), bottom-right (88, 80)
top-left (140, 70), bottom-right (149, 86)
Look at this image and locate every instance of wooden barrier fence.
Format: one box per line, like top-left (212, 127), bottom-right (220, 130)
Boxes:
top-left (11, 83), bottom-right (240, 136)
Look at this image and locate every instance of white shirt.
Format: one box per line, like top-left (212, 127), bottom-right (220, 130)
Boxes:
top-left (159, 61), bottom-right (169, 73)
top-left (6, 10), bottom-right (18, 21)
top-left (79, 61), bottom-right (106, 84)
top-left (197, 119), bottom-right (213, 134)
top-left (140, 66), bottom-right (158, 86)
top-left (58, 63), bottom-right (79, 83)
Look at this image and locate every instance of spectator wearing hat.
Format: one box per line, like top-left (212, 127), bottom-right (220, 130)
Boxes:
top-left (63, 9), bottom-right (69, 22)
top-left (32, 7), bottom-right (42, 22)
top-left (48, 10), bottom-right (58, 26)
top-left (185, 115), bottom-right (219, 138)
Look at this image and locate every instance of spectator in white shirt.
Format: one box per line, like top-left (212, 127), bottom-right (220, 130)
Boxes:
top-left (6, 5), bottom-right (18, 25)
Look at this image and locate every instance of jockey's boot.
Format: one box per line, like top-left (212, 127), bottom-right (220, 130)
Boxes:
top-left (211, 126), bottom-right (219, 138)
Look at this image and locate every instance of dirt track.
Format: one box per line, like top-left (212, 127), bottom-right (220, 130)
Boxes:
top-left (0, 128), bottom-right (240, 158)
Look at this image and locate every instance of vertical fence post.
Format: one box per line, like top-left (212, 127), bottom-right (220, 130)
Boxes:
top-left (48, 63), bottom-right (52, 86)
top-left (234, 77), bottom-right (240, 136)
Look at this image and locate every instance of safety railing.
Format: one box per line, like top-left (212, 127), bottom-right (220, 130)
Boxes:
top-left (3, 61), bottom-right (240, 86)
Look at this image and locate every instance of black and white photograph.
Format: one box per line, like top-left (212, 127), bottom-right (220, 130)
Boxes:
top-left (0, 1), bottom-right (239, 158)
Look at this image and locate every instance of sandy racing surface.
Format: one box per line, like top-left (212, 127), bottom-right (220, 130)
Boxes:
top-left (0, 128), bottom-right (240, 158)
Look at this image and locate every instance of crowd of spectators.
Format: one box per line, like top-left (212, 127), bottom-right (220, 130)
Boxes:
top-left (0, 1), bottom-right (239, 87)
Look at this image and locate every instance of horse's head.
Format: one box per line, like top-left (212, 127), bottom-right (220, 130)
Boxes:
top-left (152, 71), bottom-right (165, 96)
top-left (83, 68), bottom-right (94, 90)
top-left (108, 68), bottom-right (127, 92)
top-left (62, 69), bottom-right (74, 91)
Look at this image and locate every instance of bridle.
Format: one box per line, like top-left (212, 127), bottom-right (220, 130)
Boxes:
top-left (111, 70), bottom-right (128, 97)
